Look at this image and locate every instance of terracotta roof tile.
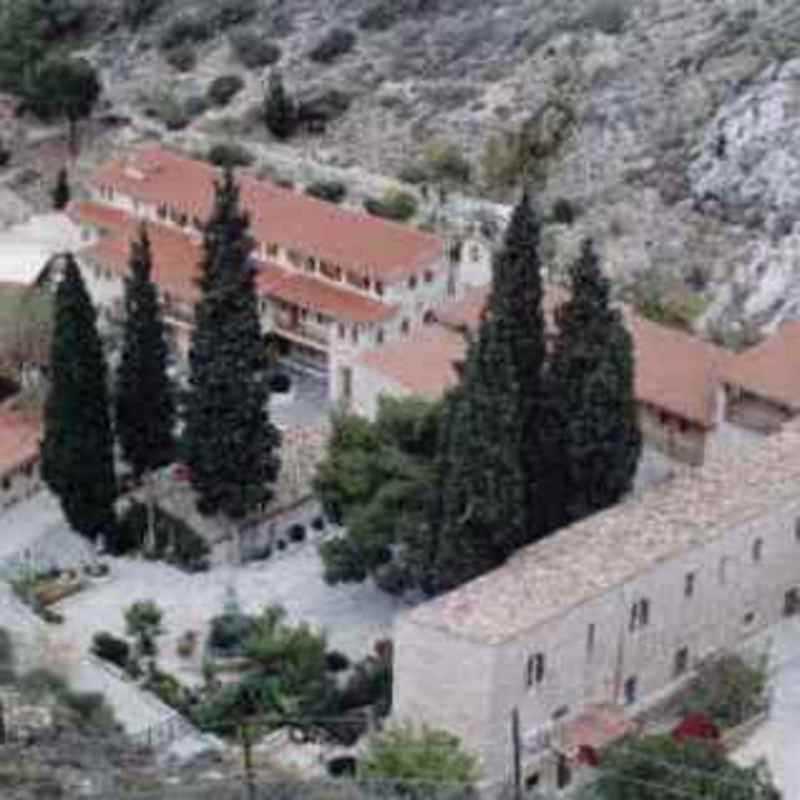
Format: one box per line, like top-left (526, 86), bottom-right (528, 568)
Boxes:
top-left (92, 145), bottom-right (444, 283)
top-left (365, 287), bottom-right (728, 428)
top-left (0, 410), bottom-right (40, 476)
top-left (67, 201), bottom-right (130, 232)
top-left (77, 210), bottom-right (397, 324)
top-left (406, 420), bottom-right (800, 643)
top-left (724, 321), bottom-right (800, 410)
top-left (257, 266), bottom-right (397, 324)
top-left (357, 325), bottom-right (466, 397)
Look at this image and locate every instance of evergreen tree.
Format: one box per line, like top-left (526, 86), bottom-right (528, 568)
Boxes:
top-left (184, 167), bottom-right (280, 561)
top-left (426, 192), bottom-right (548, 593)
top-left (547, 238), bottom-right (641, 527)
top-left (114, 225), bottom-right (175, 552)
top-left (263, 70), bottom-right (297, 141)
top-left (41, 253), bottom-right (116, 543)
top-left (51, 166), bottom-right (70, 210)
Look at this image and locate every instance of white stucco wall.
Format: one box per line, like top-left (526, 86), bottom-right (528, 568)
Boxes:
top-left (394, 494), bottom-right (800, 786)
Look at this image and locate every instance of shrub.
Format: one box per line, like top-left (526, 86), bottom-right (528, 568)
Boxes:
top-left (305, 180), bottom-right (347, 204)
top-left (144, 667), bottom-right (187, 712)
top-left (289, 524), bottom-right (306, 543)
top-left (251, 544), bottom-right (272, 561)
top-left (34, 578), bottom-right (84, 607)
top-left (269, 371), bottom-right (291, 393)
top-left (325, 712), bottom-right (368, 747)
top-left (582, 0), bottom-right (631, 35)
top-left (296, 89), bottom-right (351, 129)
top-left (41, 608), bottom-right (64, 624)
top-left (230, 30), bottom-right (281, 68)
top-left (263, 70), bottom-right (297, 140)
top-left (208, 612), bottom-right (256, 657)
top-left (364, 190), bottom-right (418, 222)
top-left (17, 668), bottom-right (67, 698)
top-left (123, 0), bottom-right (161, 30)
top-left (0, 627), bottom-right (15, 683)
top-left (177, 630), bottom-right (197, 658)
top-left (424, 140), bottom-right (471, 185)
top-left (62, 690), bottom-right (105, 721)
top-left (357, 2), bottom-right (400, 32)
top-left (311, 516), bottom-right (326, 532)
top-left (551, 197), bottom-right (575, 225)
top-left (160, 13), bottom-right (214, 50)
top-left (325, 650), bottom-right (350, 673)
top-left (397, 163), bottom-right (429, 185)
top-left (277, 539), bottom-right (286, 551)
top-left (308, 28), bottom-right (357, 65)
top-left (207, 74), bottom-right (245, 107)
top-left (215, 0), bottom-right (258, 28)
top-left (207, 142), bottom-right (255, 167)
top-left (374, 562), bottom-right (411, 595)
top-left (184, 94), bottom-right (209, 118)
top-left (92, 631), bottom-right (131, 669)
top-left (164, 43), bottom-right (196, 71)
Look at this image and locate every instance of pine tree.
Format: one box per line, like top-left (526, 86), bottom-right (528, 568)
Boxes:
top-left (41, 253), bottom-right (116, 543)
top-left (263, 70), bottom-right (296, 141)
top-left (547, 238), bottom-right (642, 527)
top-left (51, 166), bottom-right (70, 210)
top-left (114, 225), bottom-right (175, 551)
top-left (184, 167), bottom-right (280, 562)
top-left (425, 192), bottom-right (548, 593)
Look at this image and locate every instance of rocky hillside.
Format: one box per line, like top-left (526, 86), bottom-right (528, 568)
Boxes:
top-left (10, 0), bottom-right (800, 340)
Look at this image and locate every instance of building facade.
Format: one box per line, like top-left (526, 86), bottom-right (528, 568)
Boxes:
top-left (0, 409), bottom-right (42, 513)
top-left (70, 146), bottom-right (461, 371)
top-left (393, 423), bottom-right (800, 791)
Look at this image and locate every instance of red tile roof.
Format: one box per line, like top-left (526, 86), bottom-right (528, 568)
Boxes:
top-left (257, 265), bottom-right (396, 324)
top-left (357, 325), bottom-right (466, 398)
top-left (78, 211), bottom-right (397, 325)
top-left (67, 201), bottom-right (130, 233)
top-left (92, 145), bottom-right (444, 283)
top-left (360, 287), bottom-right (730, 428)
top-left (0, 410), bottom-right (40, 476)
top-left (723, 321), bottom-right (800, 410)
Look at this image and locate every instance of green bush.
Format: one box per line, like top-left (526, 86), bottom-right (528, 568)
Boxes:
top-left (207, 142), bottom-right (255, 167)
top-left (184, 94), bottom-right (209, 118)
top-left (325, 650), bottom-right (350, 673)
top-left (680, 654), bottom-right (769, 729)
top-left (207, 74), bottom-right (245, 107)
top-left (160, 13), bottom-right (214, 50)
top-left (308, 28), bottom-right (357, 64)
top-left (305, 180), bottom-right (347, 204)
top-left (551, 197), bottom-right (575, 225)
top-left (424, 140), bottom-right (471, 184)
top-left (0, 627), bottom-right (15, 683)
top-left (357, 2), bottom-right (401, 32)
top-left (17, 668), bottom-right (67, 698)
top-left (582, 0), bottom-right (631, 35)
top-left (208, 612), bottom-right (257, 657)
top-left (123, 0), bottom-right (161, 30)
top-left (397, 163), bottom-right (429, 185)
top-left (296, 89), bottom-right (352, 129)
top-left (144, 666), bottom-right (188, 712)
top-left (91, 631), bottom-right (130, 669)
top-left (229, 30), bottom-right (281, 68)
top-left (215, 0), bottom-right (258, 28)
top-left (364, 190), bottom-right (418, 222)
top-left (62, 690), bottom-right (105, 721)
top-left (164, 43), bottom-right (197, 72)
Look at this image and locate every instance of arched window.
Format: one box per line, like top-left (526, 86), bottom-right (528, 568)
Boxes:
top-left (752, 538), bottom-right (763, 563)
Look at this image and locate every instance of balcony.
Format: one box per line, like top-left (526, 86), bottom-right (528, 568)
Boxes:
top-left (274, 313), bottom-right (330, 349)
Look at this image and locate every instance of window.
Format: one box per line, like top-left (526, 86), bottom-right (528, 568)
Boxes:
top-left (266, 242), bottom-right (279, 257)
top-left (1, 476), bottom-right (10, 491)
top-left (784, 588), bottom-right (799, 617)
top-left (552, 705), bottom-right (569, 721)
top-left (525, 653), bottom-right (545, 688)
top-left (305, 257), bottom-right (317, 273)
top-left (630, 598), bottom-right (649, 631)
top-left (316, 312), bottom-right (325, 324)
top-left (351, 325), bottom-right (359, 344)
top-left (719, 556), bottom-right (729, 585)
top-left (470, 244), bottom-right (481, 263)
top-left (408, 274), bottom-right (418, 290)
top-left (624, 676), bottom-right (637, 705)
top-left (375, 281), bottom-right (384, 296)
top-left (795, 518), bottom-right (800, 542)
top-left (401, 319), bottom-right (410, 335)
top-left (423, 310), bottom-right (436, 325)
top-left (743, 611), bottom-right (755, 626)
top-left (556, 755), bottom-right (571, 790)
top-left (586, 623), bottom-right (595, 657)
top-left (752, 538), bottom-right (763, 563)
top-left (659, 411), bottom-right (669, 425)
top-left (338, 324), bottom-right (346, 339)
top-left (376, 328), bottom-right (384, 345)
top-left (674, 647), bottom-right (689, 677)
top-left (163, 291), bottom-right (172, 308)
top-left (287, 249), bottom-right (304, 268)
top-left (678, 418), bottom-right (689, 433)
top-left (685, 572), bottom-right (695, 598)
top-left (424, 270), bottom-right (434, 284)
top-left (524, 773), bottom-right (540, 792)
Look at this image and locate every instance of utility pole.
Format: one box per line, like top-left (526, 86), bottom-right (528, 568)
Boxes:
top-left (511, 707), bottom-right (522, 800)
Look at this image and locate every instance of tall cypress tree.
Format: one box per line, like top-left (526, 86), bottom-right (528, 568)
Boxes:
top-left (547, 238), bottom-right (642, 527)
top-left (184, 167), bottom-right (281, 561)
top-left (425, 192), bottom-right (548, 593)
top-left (41, 253), bottom-right (116, 542)
top-left (114, 225), bottom-right (175, 550)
